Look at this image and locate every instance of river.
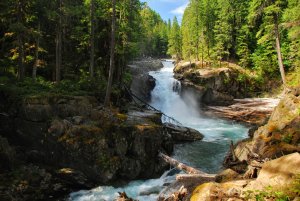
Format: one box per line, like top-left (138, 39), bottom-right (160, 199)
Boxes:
top-left (69, 60), bottom-right (249, 201)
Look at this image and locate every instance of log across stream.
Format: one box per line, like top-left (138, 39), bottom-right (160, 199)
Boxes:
top-left (69, 61), bottom-right (249, 201)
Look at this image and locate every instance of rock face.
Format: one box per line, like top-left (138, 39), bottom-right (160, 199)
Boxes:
top-left (174, 61), bottom-right (256, 106)
top-left (130, 74), bottom-right (156, 102)
top-left (0, 93), bottom-right (176, 200)
top-left (129, 59), bottom-right (163, 102)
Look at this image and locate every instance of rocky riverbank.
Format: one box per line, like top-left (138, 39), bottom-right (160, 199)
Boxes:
top-left (159, 87), bottom-right (300, 201)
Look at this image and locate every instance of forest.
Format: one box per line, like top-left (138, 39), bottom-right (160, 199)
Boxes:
top-left (0, 0), bottom-right (299, 97)
top-left (169, 0), bottom-right (300, 87)
top-left (0, 0), bottom-right (169, 103)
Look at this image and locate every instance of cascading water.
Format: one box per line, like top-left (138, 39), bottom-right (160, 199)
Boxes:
top-left (69, 61), bottom-right (249, 201)
top-left (149, 61), bottom-right (249, 173)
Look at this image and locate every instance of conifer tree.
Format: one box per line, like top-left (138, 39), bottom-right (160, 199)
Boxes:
top-left (168, 17), bottom-right (182, 60)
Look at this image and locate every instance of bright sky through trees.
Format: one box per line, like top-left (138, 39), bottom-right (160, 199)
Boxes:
top-left (142, 0), bottom-right (188, 22)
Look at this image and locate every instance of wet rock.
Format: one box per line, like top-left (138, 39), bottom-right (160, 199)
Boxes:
top-left (164, 123), bottom-right (204, 142)
top-left (130, 74), bottom-right (156, 102)
top-left (129, 59), bottom-right (163, 102)
top-left (56, 168), bottom-right (92, 188)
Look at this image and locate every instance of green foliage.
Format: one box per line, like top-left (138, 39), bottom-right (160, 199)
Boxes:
top-left (168, 17), bottom-right (182, 59)
top-left (0, 0), bottom-right (300, 94)
top-left (139, 5), bottom-right (168, 57)
top-left (244, 188), bottom-right (290, 201)
top-left (282, 133), bottom-right (293, 144)
top-left (0, 72), bottom-right (109, 98)
top-left (251, 43), bottom-right (278, 79)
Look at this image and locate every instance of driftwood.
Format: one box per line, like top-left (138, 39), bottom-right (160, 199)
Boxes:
top-left (176, 174), bottom-right (216, 183)
top-left (159, 152), bottom-right (205, 174)
top-left (205, 98), bottom-right (279, 124)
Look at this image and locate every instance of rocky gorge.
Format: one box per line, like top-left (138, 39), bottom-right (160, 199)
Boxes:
top-left (0, 58), bottom-right (299, 201)
top-left (140, 60), bottom-right (299, 201)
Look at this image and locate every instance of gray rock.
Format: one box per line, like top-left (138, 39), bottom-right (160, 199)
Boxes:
top-left (164, 123), bottom-right (204, 142)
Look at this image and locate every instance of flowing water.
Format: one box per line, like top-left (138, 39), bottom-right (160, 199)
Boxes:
top-left (69, 61), bottom-right (249, 201)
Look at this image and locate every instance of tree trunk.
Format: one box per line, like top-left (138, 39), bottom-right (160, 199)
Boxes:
top-left (176, 174), bottom-right (216, 183)
top-left (32, 22), bottom-right (40, 81)
top-left (104, 0), bottom-right (116, 107)
top-left (158, 152), bottom-right (205, 174)
top-left (201, 34), bottom-right (204, 68)
top-left (274, 20), bottom-right (286, 86)
top-left (17, 0), bottom-right (25, 81)
top-left (55, 0), bottom-right (62, 82)
top-left (89, 0), bottom-right (95, 78)
top-left (17, 35), bottom-right (25, 81)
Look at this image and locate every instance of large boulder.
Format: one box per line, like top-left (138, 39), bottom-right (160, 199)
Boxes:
top-left (163, 123), bottom-right (204, 142)
top-left (174, 62), bottom-right (255, 106)
top-left (129, 59), bottom-right (163, 102)
top-left (130, 74), bottom-right (156, 102)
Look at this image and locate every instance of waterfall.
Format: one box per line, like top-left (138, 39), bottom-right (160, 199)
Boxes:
top-left (69, 61), bottom-right (249, 201)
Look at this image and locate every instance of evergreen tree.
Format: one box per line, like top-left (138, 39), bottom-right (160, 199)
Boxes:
top-left (283, 0), bottom-right (300, 76)
top-left (168, 17), bottom-right (182, 60)
top-left (248, 0), bottom-right (287, 84)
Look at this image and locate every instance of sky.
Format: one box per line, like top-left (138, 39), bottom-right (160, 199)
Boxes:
top-left (142, 0), bottom-right (189, 23)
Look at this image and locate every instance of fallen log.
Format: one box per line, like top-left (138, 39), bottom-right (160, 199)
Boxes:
top-left (176, 174), bottom-right (216, 183)
top-left (159, 152), bottom-right (206, 174)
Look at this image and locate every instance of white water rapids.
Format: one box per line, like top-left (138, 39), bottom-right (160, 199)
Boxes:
top-left (69, 61), bottom-right (249, 201)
